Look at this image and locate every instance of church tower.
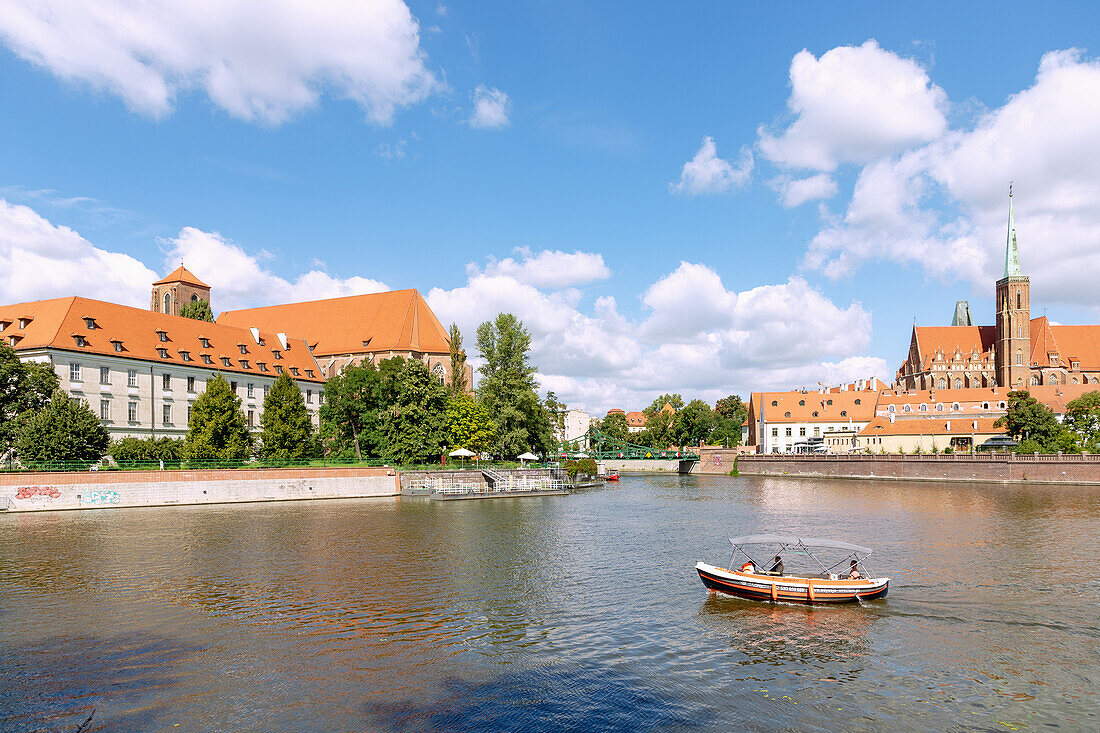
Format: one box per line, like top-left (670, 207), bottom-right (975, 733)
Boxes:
top-left (994, 187), bottom-right (1030, 389)
top-left (151, 265), bottom-right (211, 316)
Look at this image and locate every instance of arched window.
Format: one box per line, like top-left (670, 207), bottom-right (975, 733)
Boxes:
top-left (953, 378), bottom-right (962, 389)
top-left (191, 294), bottom-right (199, 303)
top-left (888, 405), bottom-right (895, 413)
top-left (952, 403), bottom-right (961, 411)
top-left (1016, 350), bottom-right (1022, 365)
top-left (1030, 374), bottom-right (1040, 385)
top-left (935, 403), bottom-right (944, 411)
top-left (1049, 373), bottom-right (1059, 385)
top-left (903, 405), bottom-right (911, 413)
top-left (919, 404), bottom-right (928, 412)
top-left (1017, 324), bottom-right (1022, 339)
top-left (1017, 291), bottom-right (1022, 310)
top-left (432, 363), bottom-right (446, 383)
top-left (163, 292), bottom-right (171, 312)
top-left (937, 378), bottom-right (946, 389)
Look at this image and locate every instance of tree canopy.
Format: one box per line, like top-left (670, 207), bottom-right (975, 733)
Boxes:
top-left (1061, 390), bottom-right (1100, 453)
top-left (643, 393), bottom-right (683, 416)
top-left (318, 362), bottom-right (383, 460)
top-left (178, 298), bottom-right (214, 322)
top-left (447, 322), bottom-right (469, 395)
top-left (711, 394), bottom-right (747, 447)
top-left (995, 390), bottom-right (1063, 453)
top-left (16, 389), bottom-right (108, 465)
top-left (446, 393), bottom-right (497, 455)
top-left (183, 375), bottom-right (252, 461)
top-left (637, 409), bottom-right (676, 448)
top-left (260, 371), bottom-right (314, 463)
top-left (476, 313), bottom-right (553, 457)
top-left (1, 344), bottom-right (59, 456)
top-left (672, 399), bottom-right (716, 446)
top-left (599, 411), bottom-right (629, 444)
top-left (379, 358), bottom-right (449, 464)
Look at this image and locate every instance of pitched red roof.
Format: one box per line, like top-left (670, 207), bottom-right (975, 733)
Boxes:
top-left (912, 325), bottom-right (996, 368)
top-left (1, 297), bottom-right (324, 383)
top-left (217, 289), bottom-right (450, 357)
top-left (859, 416), bottom-right (1005, 437)
top-left (153, 265), bottom-right (209, 289)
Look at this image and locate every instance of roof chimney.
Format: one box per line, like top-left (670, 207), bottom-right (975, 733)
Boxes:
top-left (250, 327), bottom-right (261, 344)
top-left (946, 420), bottom-right (951, 431)
top-left (277, 333), bottom-right (288, 350)
top-left (889, 413), bottom-right (895, 424)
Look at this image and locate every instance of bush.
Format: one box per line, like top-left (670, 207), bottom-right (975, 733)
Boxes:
top-left (109, 436), bottom-right (184, 464)
top-left (563, 457), bottom-right (597, 480)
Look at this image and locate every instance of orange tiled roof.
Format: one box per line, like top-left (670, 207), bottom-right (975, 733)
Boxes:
top-left (1030, 317), bottom-right (1100, 369)
top-left (859, 416), bottom-right (1005, 437)
top-left (153, 265), bottom-right (209, 289)
top-left (1026, 384), bottom-right (1100, 413)
top-left (625, 411), bottom-right (647, 427)
top-left (752, 389), bottom-right (877, 424)
top-left (0, 297), bottom-right (324, 383)
top-left (876, 387), bottom-right (1009, 407)
top-left (913, 325), bottom-right (996, 368)
top-left (217, 289), bottom-right (450, 357)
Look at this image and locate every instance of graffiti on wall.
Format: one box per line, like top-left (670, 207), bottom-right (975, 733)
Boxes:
top-left (82, 490), bottom-right (121, 505)
top-left (15, 486), bottom-right (61, 500)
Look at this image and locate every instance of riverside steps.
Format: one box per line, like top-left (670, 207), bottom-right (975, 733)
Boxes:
top-left (695, 449), bottom-right (1100, 485)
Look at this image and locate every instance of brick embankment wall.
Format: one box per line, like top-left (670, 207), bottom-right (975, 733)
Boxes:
top-left (0, 467), bottom-right (400, 512)
top-left (599, 459), bottom-right (691, 473)
top-left (694, 448), bottom-right (1100, 485)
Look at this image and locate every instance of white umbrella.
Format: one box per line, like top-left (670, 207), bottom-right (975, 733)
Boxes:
top-left (449, 447), bottom-right (475, 468)
top-left (517, 451), bottom-right (538, 467)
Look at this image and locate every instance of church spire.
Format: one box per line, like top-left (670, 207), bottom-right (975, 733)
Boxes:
top-left (1004, 182), bottom-right (1022, 277)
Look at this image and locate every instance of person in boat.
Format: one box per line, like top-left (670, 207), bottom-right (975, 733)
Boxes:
top-left (769, 555), bottom-right (784, 575)
top-left (741, 561), bottom-right (755, 573)
top-left (848, 560), bottom-right (862, 580)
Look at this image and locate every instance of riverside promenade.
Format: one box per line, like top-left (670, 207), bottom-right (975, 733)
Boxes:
top-left (696, 449), bottom-right (1100, 485)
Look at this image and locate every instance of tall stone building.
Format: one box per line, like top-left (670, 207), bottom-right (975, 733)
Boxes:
top-left (151, 265), bottom-right (211, 316)
top-left (897, 191), bottom-right (1100, 390)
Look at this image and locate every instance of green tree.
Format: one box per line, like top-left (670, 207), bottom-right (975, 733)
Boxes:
top-left (599, 411), bottom-right (630, 444)
top-left (15, 389), bottom-right (108, 465)
top-left (446, 393), bottom-right (497, 455)
top-left (544, 390), bottom-right (566, 438)
top-left (260, 372), bottom-right (314, 463)
top-left (178, 298), bottom-right (214, 322)
top-left (1, 344), bottom-right (60, 456)
top-left (1062, 390), bottom-right (1100, 453)
top-left (995, 390), bottom-right (1062, 452)
top-left (643, 393), bottom-right (684, 416)
top-left (447, 323), bottom-right (469, 395)
top-left (109, 436), bottom-right (183, 464)
top-left (673, 399), bottom-right (716, 446)
top-left (183, 375), bottom-right (252, 461)
top-left (318, 363), bottom-right (383, 460)
top-left (712, 394), bottom-right (747, 447)
top-left (475, 313), bottom-right (554, 457)
top-left (380, 358), bottom-right (449, 464)
top-left (637, 409), bottom-right (676, 448)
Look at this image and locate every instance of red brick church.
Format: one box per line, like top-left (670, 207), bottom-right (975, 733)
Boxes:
top-left (896, 192), bottom-right (1100, 390)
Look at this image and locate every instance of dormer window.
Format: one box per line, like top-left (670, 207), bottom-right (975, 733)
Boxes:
top-left (306, 370), bottom-right (314, 378)
top-left (240, 360), bottom-right (250, 369)
top-left (83, 317), bottom-right (96, 329)
top-left (854, 399), bottom-right (861, 405)
top-left (840, 410), bottom-right (847, 417)
top-left (1072, 361), bottom-right (1080, 370)
top-left (771, 400), bottom-right (777, 407)
top-left (201, 354), bottom-right (213, 365)
top-left (1049, 353), bottom-right (1058, 365)
top-left (273, 350), bottom-right (282, 360)
top-left (179, 351), bottom-right (192, 362)
top-left (221, 357), bottom-right (232, 367)
top-left (157, 348), bottom-right (169, 358)
top-left (799, 400), bottom-right (805, 406)
top-left (275, 365), bottom-right (283, 375)
top-left (156, 330), bottom-right (168, 342)
top-left (72, 334), bottom-right (88, 347)
top-left (257, 362), bottom-right (268, 372)
top-left (812, 411), bottom-right (819, 417)
top-left (827, 399), bottom-right (833, 406)
top-left (19, 317), bottom-right (32, 329)
top-left (362, 338), bottom-right (372, 348)
top-left (199, 337), bottom-right (211, 348)
top-left (784, 411), bottom-right (791, 418)
top-left (290, 367), bottom-right (299, 376)
top-left (112, 339), bottom-right (123, 352)
top-left (238, 344), bottom-right (248, 354)
top-left (0, 320), bottom-right (9, 332)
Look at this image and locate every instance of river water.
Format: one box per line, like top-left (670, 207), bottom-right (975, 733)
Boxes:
top-left (1, 475), bottom-right (1098, 731)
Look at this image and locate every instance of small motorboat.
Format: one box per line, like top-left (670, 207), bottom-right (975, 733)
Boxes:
top-left (695, 534), bottom-right (888, 604)
top-left (605, 469), bottom-right (620, 482)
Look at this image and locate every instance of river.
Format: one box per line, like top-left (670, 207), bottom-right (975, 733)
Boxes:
top-left (1, 474), bottom-right (1098, 731)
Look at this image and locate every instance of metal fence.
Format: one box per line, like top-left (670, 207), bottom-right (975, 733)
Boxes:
top-left (735, 452), bottom-right (1099, 463)
top-left (0, 456), bottom-right (552, 474)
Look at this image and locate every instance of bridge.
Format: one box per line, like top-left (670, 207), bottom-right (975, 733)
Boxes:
top-left (556, 427), bottom-right (700, 461)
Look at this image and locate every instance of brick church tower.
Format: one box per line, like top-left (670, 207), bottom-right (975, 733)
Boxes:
top-left (994, 188), bottom-right (1030, 389)
top-left (151, 265), bottom-right (211, 316)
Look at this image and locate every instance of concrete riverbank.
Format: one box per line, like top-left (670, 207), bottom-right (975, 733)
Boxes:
top-left (695, 449), bottom-right (1100, 485)
top-left (0, 466), bottom-right (400, 512)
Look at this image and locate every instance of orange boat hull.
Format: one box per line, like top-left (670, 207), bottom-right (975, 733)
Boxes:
top-left (695, 562), bottom-right (888, 604)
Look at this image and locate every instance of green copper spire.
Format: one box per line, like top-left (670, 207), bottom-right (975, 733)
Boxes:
top-left (1004, 183), bottom-right (1022, 277)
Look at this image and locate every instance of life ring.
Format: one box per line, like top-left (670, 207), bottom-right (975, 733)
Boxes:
top-left (741, 562), bottom-right (755, 573)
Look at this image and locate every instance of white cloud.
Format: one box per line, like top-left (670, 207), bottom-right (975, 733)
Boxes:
top-left (0, 0), bottom-right (436, 125)
top-left (800, 48), bottom-right (1100, 309)
top-left (772, 173), bottom-right (839, 208)
top-left (428, 256), bottom-right (886, 415)
top-left (670, 136), bottom-right (753, 195)
top-left (468, 85), bottom-right (510, 129)
top-left (469, 247), bottom-right (611, 289)
top-left (759, 40), bottom-right (947, 171)
top-left (0, 199), bottom-right (156, 306)
top-left (163, 227), bottom-right (388, 310)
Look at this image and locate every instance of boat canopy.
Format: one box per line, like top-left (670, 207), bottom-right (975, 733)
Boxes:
top-left (728, 535), bottom-right (872, 554)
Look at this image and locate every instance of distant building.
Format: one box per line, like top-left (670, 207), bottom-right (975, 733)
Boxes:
top-left (217, 289), bottom-right (472, 387)
top-left (151, 265), bottom-right (211, 316)
top-left (897, 192), bottom-right (1100, 390)
top-left (858, 416), bottom-right (1006, 453)
top-left (747, 380), bottom-right (881, 454)
top-left (559, 409), bottom-right (590, 446)
top-left (1, 296), bottom-right (324, 439)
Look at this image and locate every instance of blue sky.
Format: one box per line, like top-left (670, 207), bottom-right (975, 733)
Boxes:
top-left (2, 1), bottom-right (1099, 413)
